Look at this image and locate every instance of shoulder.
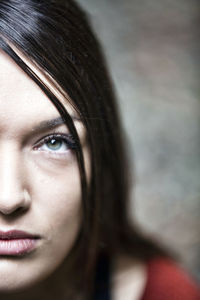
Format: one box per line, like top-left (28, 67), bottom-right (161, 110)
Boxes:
top-left (141, 257), bottom-right (200, 300)
top-left (111, 255), bottom-right (148, 300)
top-left (111, 256), bottom-right (147, 300)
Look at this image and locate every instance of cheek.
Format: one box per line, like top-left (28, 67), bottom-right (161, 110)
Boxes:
top-left (27, 152), bottom-right (81, 200)
top-left (0, 156), bottom-right (83, 292)
top-left (28, 160), bottom-right (82, 273)
top-left (27, 155), bottom-right (82, 238)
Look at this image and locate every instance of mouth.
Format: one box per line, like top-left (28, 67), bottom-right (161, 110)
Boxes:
top-left (0, 230), bottom-right (41, 256)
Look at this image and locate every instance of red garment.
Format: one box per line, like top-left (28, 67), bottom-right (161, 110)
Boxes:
top-left (140, 258), bottom-right (200, 300)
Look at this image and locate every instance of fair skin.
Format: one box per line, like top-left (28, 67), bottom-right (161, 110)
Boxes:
top-left (0, 49), bottom-right (90, 299)
top-left (0, 49), bottom-right (146, 300)
top-left (111, 255), bottom-right (147, 300)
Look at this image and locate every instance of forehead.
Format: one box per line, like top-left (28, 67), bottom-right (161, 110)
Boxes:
top-left (0, 48), bottom-right (76, 123)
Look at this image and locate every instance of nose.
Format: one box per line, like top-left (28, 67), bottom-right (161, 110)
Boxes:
top-left (0, 145), bottom-right (31, 215)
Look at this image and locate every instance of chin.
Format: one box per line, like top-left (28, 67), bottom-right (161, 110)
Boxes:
top-left (0, 259), bottom-right (50, 294)
top-left (0, 274), bottom-right (40, 294)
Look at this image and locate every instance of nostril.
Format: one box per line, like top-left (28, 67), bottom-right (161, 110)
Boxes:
top-left (13, 206), bottom-right (28, 218)
top-left (0, 205), bottom-right (28, 218)
top-left (14, 205), bottom-right (27, 214)
top-left (0, 192), bottom-right (29, 218)
top-left (0, 189), bottom-right (31, 216)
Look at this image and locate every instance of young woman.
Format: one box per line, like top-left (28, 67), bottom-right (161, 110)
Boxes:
top-left (0, 0), bottom-right (199, 299)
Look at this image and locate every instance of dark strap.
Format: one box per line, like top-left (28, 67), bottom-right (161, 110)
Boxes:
top-left (93, 254), bottom-right (111, 300)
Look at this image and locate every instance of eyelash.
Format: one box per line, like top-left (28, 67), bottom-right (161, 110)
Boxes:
top-left (33, 133), bottom-right (77, 155)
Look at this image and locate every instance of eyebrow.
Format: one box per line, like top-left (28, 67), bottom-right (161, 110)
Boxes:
top-left (31, 116), bottom-right (80, 133)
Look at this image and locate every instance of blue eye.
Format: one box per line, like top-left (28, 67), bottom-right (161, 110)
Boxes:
top-left (44, 137), bottom-right (68, 152)
top-left (34, 133), bottom-right (77, 154)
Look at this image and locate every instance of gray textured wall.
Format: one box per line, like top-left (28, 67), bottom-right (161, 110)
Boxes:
top-left (76, 0), bottom-right (200, 280)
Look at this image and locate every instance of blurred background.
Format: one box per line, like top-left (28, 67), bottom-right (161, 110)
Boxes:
top-left (77, 0), bottom-right (200, 281)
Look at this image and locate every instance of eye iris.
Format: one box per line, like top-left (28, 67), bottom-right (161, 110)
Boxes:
top-left (47, 138), bottom-right (62, 150)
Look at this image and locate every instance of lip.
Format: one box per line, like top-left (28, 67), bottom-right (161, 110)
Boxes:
top-left (0, 230), bottom-right (40, 256)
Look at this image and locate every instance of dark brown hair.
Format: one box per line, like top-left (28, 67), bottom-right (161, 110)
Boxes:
top-left (0, 0), bottom-right (168, 298)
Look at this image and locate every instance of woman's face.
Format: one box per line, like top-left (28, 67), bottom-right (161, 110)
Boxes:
top-left (0, 49), bottom-right (90, 292)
